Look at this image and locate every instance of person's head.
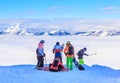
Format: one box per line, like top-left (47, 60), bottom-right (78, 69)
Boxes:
top-left (66, 41), bottom-right (71, 46)
top-left (56, 42), bottom-right (60, 45)
top-left (83, 47), bottom-right (87, 51)
top-left (40, 40), bottom-right (45, 44)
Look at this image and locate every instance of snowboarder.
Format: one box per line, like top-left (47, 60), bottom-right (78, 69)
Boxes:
top-left (43, 58), bottom-right (68, 72)
top-left (53, 42), bottom-right (64, 63)
top-left (64, 41), bottom-right (74, 70)
top-left (76, 47), bottom-right (89, 70)
top-left (35, 40), bottom-right (45, 70)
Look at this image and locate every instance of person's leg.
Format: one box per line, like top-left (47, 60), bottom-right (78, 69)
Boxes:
top-left (66, 57), bottom-right (69, 69)
top-left (40, 56), bottom-right (44, 67)
top-left (37, 56), bottom-right (41, 67)
top-left (79, 59), bottom-right (84, 65)
top-left (69, 57), bottom-right (73, 70)
top-left (60, 55), bottom-right (62, 63)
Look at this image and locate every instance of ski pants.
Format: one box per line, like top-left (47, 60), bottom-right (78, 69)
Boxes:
top-left (55, 55), bottom-right (62, 63)
top-left (66, 57), bottom-right (73, 70)
top-left (55, 52), bottom-right (62, 63)
top-left (79, 59), bottom-right (84, 65)
top-left (37, 56), bottom-right (44, 68)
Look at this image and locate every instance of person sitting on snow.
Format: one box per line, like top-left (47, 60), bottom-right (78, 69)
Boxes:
top-left (44, 58), bottom-right (68, 72)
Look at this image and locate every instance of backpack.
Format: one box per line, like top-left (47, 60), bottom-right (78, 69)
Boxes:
top-left (68, 45), bottom-right (74, 55)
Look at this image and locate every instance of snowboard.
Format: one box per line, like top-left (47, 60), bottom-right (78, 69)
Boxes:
top-left (73, 57), bottom-right (85, 70)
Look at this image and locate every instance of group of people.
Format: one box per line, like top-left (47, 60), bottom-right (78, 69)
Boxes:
top-left (35, 40), bottom-right (88, 72)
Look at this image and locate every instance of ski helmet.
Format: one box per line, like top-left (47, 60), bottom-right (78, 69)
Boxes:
top-left (40, 40), bottom-right (45, 44)
top-left (66, 41), bottom-right (71, 45)
top-left (83, 47), bottom-right (87, 51)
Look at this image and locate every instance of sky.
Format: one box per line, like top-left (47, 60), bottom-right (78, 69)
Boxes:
top-left (0, 0), bottom-right (120, 19)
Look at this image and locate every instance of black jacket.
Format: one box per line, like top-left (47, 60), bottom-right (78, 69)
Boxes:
top-left (77, 49), bottom-right (88, 59)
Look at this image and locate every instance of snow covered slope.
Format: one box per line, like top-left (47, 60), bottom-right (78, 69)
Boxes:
top-left (0, 65), bottom-right (120, 83)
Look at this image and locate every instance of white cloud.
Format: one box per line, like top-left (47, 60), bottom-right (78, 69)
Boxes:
top-left (49, 6), bottom-right (61, 11)
top-left (102, 6), bottom-right (120, 14)
top-left (102, 6), bottom-right (119, 10)
top-left (47, 6), bottom-right (62, 15)
top-left (0, 19), bottom-right (120, 31)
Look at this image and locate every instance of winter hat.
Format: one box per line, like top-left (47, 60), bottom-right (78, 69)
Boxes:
top-left (56, 42), bottom-right (60, 45)
top-left (83, 47), bottom-right (87, 51)
top-left (40, 40), bottom-right (45, 44)
top-left (66, 41), bottom-right (71, 45)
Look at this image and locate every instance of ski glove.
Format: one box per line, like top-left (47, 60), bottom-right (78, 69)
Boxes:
top-left (44, 53), bottom-right (46, 57)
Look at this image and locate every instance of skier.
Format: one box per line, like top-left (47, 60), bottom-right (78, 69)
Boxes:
top-left (35, 40), bottom-right (45, 70)
top-left (64, 41), bottom-right (74, 70)
top-left (76, 47), bottom-right (89, 70)
top-left (53, 42), bottom-right (64, 63)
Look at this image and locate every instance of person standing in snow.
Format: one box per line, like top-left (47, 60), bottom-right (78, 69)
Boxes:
top-left (77, 47), bottom-right (88, 65)
top-left (53, 42), bottom-right (64, 63)
top-left (36, 40), bottom-right (45, 70)
top-left (64, 41), bottom-right (74, 70)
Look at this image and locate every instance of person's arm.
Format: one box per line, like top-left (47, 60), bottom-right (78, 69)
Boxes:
top-left (83, 53), bottom-right (89, 56)
top-left (36, 48), bottom-right (38, 55)
top-left (38, 48), bottom-right (45, 56)
top-left (61, 44), bottom-right (64, 49)
top-left (53, 45), bottom-right (56, 53)
top-left (73, 46), bottom-right (75, 57)
top-left (64, 46), bottom-right (68, 55)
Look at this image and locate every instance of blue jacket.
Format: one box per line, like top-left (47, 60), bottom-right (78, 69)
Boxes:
top-left (53, 45), bottom-right (63, 57)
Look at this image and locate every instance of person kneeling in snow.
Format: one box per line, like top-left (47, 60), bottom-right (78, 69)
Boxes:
top-left (44, 58), bottom-right (68, 72)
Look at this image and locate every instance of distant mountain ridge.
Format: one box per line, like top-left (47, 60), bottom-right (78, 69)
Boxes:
top-left (0, 26), bottom-right (120, 36)
top-left (0, 23), bottom-right (120, 36)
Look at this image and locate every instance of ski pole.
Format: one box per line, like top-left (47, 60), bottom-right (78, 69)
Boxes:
top-left (44, 56), bottom-right (47, 65)
top-left (89, 53), bottom-right (97, 56)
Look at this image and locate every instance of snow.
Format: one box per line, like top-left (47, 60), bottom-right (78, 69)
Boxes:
top-left (0, 65), bottom-right (120, 83)
top-left (0, 19), bottom-right (120, 82)
top-left (0, 35), bottom-right (120, 83)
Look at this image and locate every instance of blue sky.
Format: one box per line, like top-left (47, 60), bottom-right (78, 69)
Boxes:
top-left (0, 0), bottom-right (120, 19)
